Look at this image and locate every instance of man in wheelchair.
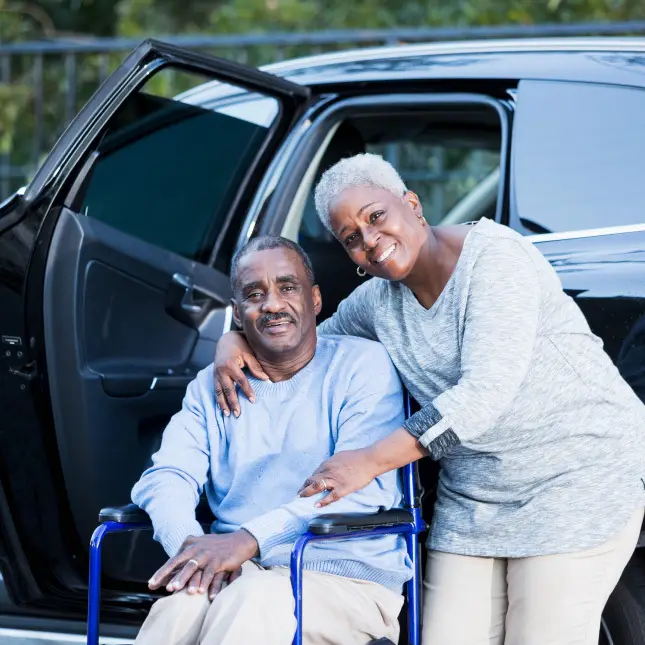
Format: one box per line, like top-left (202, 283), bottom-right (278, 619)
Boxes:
top-left (130, 236), bottom-right (412, 645)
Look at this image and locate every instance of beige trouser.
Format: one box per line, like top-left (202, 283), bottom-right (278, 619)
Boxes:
top-left (134, 560), bottom-right (403, 645)
top-left (422, 505), bottom-right (644, 645)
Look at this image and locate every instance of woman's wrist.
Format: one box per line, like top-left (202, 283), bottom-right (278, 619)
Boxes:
top-left (365, 427), bottom-right (426, 476)
top-left (364, 437), bottom-right (399, 477)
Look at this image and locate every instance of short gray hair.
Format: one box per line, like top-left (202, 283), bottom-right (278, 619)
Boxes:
top-left (314, 153), bottom-right (407, 232)
top-left (230, 235), bottom-right (315, 292)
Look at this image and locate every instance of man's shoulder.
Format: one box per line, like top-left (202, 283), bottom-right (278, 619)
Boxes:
top-left (317, 335), bottom-right (397, 380)
top-left (318, 334), bottom-right (390, 359)
top-left (187, 365), bottom-right (216, 406)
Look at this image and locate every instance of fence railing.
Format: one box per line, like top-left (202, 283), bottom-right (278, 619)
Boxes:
top-left (2, 20), bottom-right (645, 200)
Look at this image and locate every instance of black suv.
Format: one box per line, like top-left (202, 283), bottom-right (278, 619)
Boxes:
top-left (1, 37), bottom-right (645, 644)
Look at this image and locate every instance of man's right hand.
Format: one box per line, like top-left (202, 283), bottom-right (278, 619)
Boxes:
top-left (213, 331), bottom-right (268, 417)
top-left (185, 567), bottom-right (242, 600)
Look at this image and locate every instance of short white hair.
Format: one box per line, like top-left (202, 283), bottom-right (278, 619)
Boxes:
top-left (314, 153), bottom-right (407, 232)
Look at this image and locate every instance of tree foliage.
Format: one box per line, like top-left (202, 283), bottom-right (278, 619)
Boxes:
top-left (1, 0), bottom-right (645, 197)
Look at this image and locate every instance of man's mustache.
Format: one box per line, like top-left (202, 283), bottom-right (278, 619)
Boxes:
top-left (259, 312), bottom-right (296, 328)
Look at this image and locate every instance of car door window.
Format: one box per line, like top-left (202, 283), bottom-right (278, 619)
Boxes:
top-left (512, 80), bottom-right (645, 235)
top-left (80, 67), bottom-right (279, 265)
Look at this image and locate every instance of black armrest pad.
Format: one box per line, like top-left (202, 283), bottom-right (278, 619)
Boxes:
top-left (99, 503), bottom-right (151, 525)
top-left (308, 509), bottom-right (413, 535)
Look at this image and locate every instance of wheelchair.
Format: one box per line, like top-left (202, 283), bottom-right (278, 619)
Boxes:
top-left (87, 399), bottom-right (426, 645)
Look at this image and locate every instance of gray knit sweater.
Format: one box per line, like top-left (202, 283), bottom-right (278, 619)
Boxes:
top-left (318, 218), bottom-right (645, 557)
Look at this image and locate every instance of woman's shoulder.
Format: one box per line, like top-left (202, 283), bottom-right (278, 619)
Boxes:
top-left (470, 217), bottom-right (523, 244)
top-left (466, 218), bottom-right (539, 264)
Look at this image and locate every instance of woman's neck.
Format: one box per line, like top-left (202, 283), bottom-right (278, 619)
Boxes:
top-left (402, 226), bottom-right (468, 309)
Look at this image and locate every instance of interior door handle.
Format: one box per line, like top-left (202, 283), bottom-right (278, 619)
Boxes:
top-left (165, 273), bottom-right (209, 327)
top-left (174, 274), bottom-right (203, 314)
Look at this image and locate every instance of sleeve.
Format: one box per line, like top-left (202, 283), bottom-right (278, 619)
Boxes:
top-left (131, 374), bottom-right (214, 556)
top-left (241, 345), bottom-right (405, 557)
top-left (317, 279), bottom-right (380, 340)
top-left (403, 238), bottom-right (541, 459)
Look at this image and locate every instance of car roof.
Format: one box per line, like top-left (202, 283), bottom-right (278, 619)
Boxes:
top-left (179, 37), bottom-right (645, 107)
top-left (266, 37), bottom-right (645, 87)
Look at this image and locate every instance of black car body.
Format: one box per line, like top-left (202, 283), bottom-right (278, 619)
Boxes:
top-left (2, 37), bottom-right (645, 643)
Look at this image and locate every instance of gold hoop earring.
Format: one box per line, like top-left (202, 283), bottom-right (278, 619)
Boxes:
top-left (356, 266), bottom-right (367, 277)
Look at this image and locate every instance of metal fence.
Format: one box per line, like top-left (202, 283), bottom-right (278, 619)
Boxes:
top-left (2, 20), bottom-right (645, 201)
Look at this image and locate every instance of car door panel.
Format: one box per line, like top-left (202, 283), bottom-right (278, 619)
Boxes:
top-left (533, 231), bottom-right (645, 404)
top-left (43, 208), bottom-right (228, 582)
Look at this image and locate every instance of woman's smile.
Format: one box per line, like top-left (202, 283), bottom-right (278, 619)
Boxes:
top-left (371, 243), bottom-right (397, 265)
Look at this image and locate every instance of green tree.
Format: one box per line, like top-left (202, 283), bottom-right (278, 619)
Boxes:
top-left (3, 0), bottom-right (645, 199)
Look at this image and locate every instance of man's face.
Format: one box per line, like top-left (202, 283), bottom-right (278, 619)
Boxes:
top-left (232, 248), bottom-right (322, 358)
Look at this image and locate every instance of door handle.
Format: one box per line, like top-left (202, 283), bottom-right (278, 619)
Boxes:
top-left (172, 273), bottom-right (203, 314)
top-left (165, 273), bottom-right (213, 327)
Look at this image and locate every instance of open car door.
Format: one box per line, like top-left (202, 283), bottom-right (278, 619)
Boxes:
top-left (0, 39), bottom-right (309, 624)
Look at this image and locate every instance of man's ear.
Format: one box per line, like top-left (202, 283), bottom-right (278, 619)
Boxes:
top-left (312, 285), bottom-right (322, 317)
top-left (232, 299), bottom-right (242, 329)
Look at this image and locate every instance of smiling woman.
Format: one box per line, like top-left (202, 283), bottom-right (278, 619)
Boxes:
top-left (213, 153), bottom-right (645, 645)
top-left (314, 154), bottom-right (443, 288)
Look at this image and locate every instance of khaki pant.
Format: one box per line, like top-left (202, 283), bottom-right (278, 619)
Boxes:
top-left (422, 505), bottom-right (644, 645)
top-left (134, 561), bottom-right (403, 645)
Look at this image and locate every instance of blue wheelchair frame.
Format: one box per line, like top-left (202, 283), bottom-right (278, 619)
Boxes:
top-left (87, 401), bottom-right (425, 645)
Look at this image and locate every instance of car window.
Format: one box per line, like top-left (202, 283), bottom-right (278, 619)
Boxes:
top-left (297, 137), bottom-right (500, 243)
top-left (513, 80), bottom-right (645, 235)
top-left (79, 67), bottom-right (279, 264)
top-left (367, 141), bottom-right (500, 226)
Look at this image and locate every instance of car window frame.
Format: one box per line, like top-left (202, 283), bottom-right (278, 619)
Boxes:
top-left (254, 92), bottom-right (513, 241)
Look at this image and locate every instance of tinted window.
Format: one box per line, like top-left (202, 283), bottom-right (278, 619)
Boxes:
top-left (513, 80), bottom-right (645, 235)
top-left (80, 67), bottom-right (279, 262)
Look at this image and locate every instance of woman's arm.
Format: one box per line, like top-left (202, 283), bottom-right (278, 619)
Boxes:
top-left (212, 331), bottom-right (268, 417)
top-left (316, 279), bottom-right (379, 339)
top-left (403, 238), bottom-right (540, 456)
top-left (301, 237), bottom-right (542, 504)
top-left (298, 427), bottom-right (426, 507)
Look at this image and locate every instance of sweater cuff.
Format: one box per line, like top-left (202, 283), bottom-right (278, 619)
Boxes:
top-left (403, 404), bottom-right (461, 460)
top-left (158, 519), bottom-right (205, 557)
top-left (241, 508), bottom-right (304, 559)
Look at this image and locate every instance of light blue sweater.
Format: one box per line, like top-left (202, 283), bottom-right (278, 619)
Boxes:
top-left (131, 335), bottom-right (412, 592)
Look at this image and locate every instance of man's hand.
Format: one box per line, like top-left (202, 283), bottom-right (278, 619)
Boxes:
top-left (184, 567), bottom-right (243, 600)
top-left (148, 531), bottom-right (258, 600)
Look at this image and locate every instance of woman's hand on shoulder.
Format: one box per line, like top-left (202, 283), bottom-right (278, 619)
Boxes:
top-left (213, 331), bottom-right (268, 417)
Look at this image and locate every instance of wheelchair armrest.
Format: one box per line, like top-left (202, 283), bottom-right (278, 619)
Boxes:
top-left (308, 509), bottom-right (413, 535)
top-left (98, 503), bottom-right (151, 525)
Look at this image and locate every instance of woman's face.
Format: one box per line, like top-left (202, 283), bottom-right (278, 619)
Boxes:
top-left (328, 185), bottom-right (427, 281)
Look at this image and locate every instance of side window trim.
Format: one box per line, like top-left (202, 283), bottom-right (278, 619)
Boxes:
top-left (530, 222), bottom-right (645, 244)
